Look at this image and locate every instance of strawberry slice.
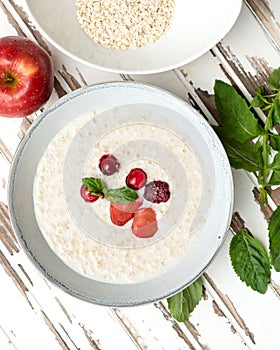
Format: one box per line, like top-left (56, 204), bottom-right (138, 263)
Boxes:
top-left (110, 198), bottom-right (143, 226)
top-left (132, 208), bottom-right (158, 238)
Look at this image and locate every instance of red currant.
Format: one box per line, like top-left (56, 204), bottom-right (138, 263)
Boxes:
top-left (80, 185), bottom-right (99, 203)
top-left (126, 168), bottom-right (147, 190)
top-left (99, 154), bottom-right (120, 176)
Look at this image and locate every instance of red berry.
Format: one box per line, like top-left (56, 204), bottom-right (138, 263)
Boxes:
top-left (132, 207), bottom-right (158, 238)
top-left (80, 185), bottom-right (99, 203)
top-left (125, 168), bottom-right (147, 190)
top-left (144, 180), bottom-right (170, 204)
top-left (99, 154), bottom-right (120, 176)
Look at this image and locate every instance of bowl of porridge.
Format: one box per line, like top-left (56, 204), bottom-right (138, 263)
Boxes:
top-left (24, 0), bottom-right (242, 74)
top-left (8, 82), bottom-right (233, 306)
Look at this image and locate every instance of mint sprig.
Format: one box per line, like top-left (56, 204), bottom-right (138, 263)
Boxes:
top-left (82, 177), bottom-right (138, 204)
top-left (214, 69), bottom-right (280, 206)
top-left (213, 68), bottom-right (280, 293)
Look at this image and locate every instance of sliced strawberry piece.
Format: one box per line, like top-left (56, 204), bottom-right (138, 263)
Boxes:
top-left (132, 208), bottom-right (158, 238)
top-left (110, 197), bottom-right (143, 226)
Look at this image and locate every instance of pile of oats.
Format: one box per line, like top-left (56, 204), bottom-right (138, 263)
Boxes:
top-left (76, 0), bottom-right (175, 50)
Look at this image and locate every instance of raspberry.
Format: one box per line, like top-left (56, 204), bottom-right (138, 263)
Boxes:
top-left (144, 180), bottom-right (170, 204)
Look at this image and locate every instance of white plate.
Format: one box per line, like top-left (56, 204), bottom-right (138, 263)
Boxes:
top-left (8, 82), bottom-right (233, 306)
top-left (24, 0), bottom-right (242, 74)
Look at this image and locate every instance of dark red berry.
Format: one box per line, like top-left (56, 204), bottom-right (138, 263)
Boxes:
top-left (144, 180), bottom-right (171, 204)
top-left (125, 168), bottom-right (147, 190)
top-left (99, 154), bottom-right (120, 176)
top-left (80, 185), bottom-right (99, 203)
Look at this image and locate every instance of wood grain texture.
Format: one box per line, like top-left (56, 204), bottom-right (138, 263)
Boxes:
top-left (1, 0), bottom-right (280, 349)
top-left (246, 0), bottom-right (280, 50)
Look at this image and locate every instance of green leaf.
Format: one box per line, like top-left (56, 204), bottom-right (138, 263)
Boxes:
top-left (250, 86), bottom-right (267, 108)
top-left (214, 126), bottom-right (261, 172)
top-left (268, 170), bottom-right (280, 186)
top-left (268, 206), bottom-right (280, 271)
top-left (268, 151), bottom-right (280, 171)
top-left (267, 67), bottom-right (280, 90)
top-left (270, 134), bottom-right (280, 151)
top-left (271, 97), bottom-right (280, 126)
top-left (214, 80), bottom-right (261, 143)
top-left (82, 177), bottom-right (106, 197)
top-left (229, 229), bottom-right (271, 294)
top-left (106, 186), bottom-right (138, 204)
top-left (167, 277), bottom-right (203, 322)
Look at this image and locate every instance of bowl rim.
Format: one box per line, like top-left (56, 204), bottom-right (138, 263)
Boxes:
top-left (8, 81), bottom-right (234, 306)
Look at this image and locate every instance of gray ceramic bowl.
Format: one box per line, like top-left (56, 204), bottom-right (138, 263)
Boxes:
top-left (8, 82), bottom-right (233, 306)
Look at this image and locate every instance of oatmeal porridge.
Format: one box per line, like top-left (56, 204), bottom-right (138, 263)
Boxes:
top-left (33, 108), bottom-right (203, 284)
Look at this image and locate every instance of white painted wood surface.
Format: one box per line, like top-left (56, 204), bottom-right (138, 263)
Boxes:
top-left (1, 0), bottom-right (280, 349)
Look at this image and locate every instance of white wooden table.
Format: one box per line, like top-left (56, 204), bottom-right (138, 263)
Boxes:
top-left (1, 1), bottom-right (280, 349)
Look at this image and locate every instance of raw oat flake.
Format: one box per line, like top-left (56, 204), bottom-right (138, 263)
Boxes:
top-left (76, 0), bottom-right (175, 50)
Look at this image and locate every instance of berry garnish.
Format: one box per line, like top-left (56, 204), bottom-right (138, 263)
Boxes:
top-left (80, 184), bottom-right (99, 203)
top-left (132, 208), bottom-right (158, 238)
top-left (144, 180), bottom-right (171, 204)
top-left (125, 168), bottom-right (147, 190)
top-left (110, 198), bottom-right (143, 226)
top-left (99, 154), bottom-right (120, 176)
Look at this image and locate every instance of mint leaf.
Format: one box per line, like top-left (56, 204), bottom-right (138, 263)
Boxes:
top-left (82, 178), bottom-right (138, 203)
top-left (271, 97), bottom-right (280, 126)
top-left (229, 229), bottom-right (271, 294)
top-left (267, 67), bottom-right (280, 90)
top-left (214, 80), bottom-right (262, 143)
top-left (269, 152), bottom-right (280, 171)
top-left (106, 186), bottom-right (138, 204)
top-left (82, 177), bottom-right (106, 197)
top-left (214, 126), bottom-right (261, 172)
top-left (270, 134), bottom-right (280, 151)
top-left (268, 170), bottom-right (280, 186)
top-left (167, 277), bottom-right (203, 322)
top-left (268, 206), bottom-right (280, 271)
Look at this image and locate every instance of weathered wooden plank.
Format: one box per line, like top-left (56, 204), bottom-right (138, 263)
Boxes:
top-left (245, 0), bottom-right (280, 52)
top-left (1, 0), bottom-right (280, 349)
top-left (0, 326), bottom-right (17, 350)
top-left (0, 263), bottom-right (65, 349)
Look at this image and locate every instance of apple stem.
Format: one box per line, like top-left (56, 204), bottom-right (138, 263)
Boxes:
top-left (1, 69), bottom-right (17, 87)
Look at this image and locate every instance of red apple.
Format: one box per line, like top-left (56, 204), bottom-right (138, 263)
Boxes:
top-left (0, 36), bottom-right (54, 118)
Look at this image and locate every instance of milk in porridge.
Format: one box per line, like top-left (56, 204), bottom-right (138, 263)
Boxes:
top-left (33, 107), bottom-right (203, 283)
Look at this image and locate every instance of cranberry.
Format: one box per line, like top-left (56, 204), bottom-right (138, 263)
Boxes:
top-left (144, 180), bottom-right (170, 204)
top-left (126, 168), bottom-right (147, 190)
top-left (99, 154), bottom-right (120, 176)
top-left (80, 185), bottom-right (99, 203)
